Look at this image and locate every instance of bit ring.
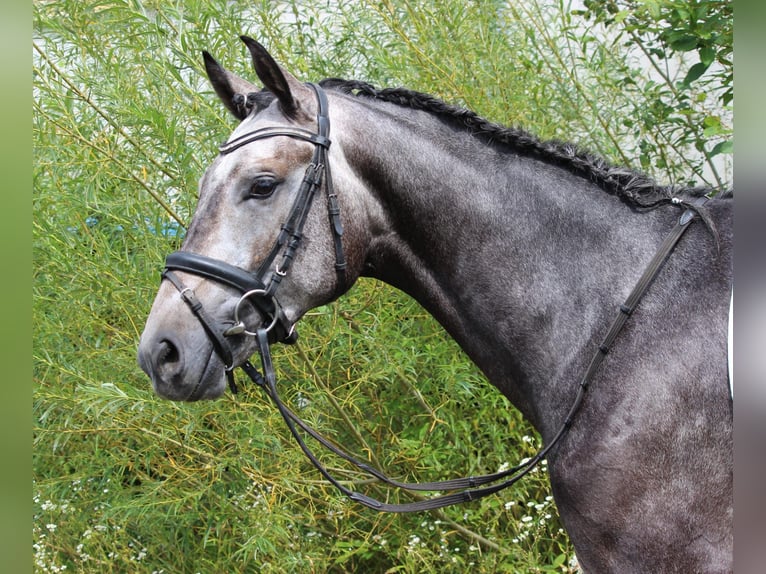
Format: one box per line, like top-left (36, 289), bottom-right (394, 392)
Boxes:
top-left (231, 289), bottom-right (280, 337)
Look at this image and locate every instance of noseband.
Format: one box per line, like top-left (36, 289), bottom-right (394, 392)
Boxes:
top-left (162, 83), bottom-right (345, 382)
top-left (159, 82), bottom-right (709, 513)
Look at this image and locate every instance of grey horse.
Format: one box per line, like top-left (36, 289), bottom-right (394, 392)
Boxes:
top-left (138, 38), bottom-right (733, 572)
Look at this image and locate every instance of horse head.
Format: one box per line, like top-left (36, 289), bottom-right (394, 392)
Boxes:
top-left (138, 38), bottom-right (367, 401)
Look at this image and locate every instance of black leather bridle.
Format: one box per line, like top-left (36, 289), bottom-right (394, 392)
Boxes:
top-left (162, 82), bottom-right (345, 383)
top-left (160, 82), bottom-right (709, 513)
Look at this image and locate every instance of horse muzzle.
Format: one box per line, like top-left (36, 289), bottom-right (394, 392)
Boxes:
top-left (137, 251), bottom-right (298, 401)
top-left (137, 326), bottom-right (228, 401)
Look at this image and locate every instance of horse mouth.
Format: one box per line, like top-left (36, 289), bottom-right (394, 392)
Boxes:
top-left (184, 350), bottom-right (218, 401)
top-left (184, 344), bottom-right (233, 402)
top-left (139, 332), bottom-right (229, 402)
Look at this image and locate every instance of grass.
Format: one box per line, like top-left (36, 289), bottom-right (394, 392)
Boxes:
top-left (33, 1), bottom-right (730, 572)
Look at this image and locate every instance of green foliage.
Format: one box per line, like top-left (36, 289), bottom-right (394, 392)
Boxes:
top-left (576, 0), bottom-right (733, 184)
top-left (34, 1), bottom-right (731, 572)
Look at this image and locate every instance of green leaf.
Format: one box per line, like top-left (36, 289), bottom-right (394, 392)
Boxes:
top-left (645, 0), bottom-right (662, 19)
top-left (710, 140), bottom-right (733, 156)
top-left (669, 34), bottom-right (698, 52)
top-left (703, 126), bottom-right (720, 137)
top-left (681, 62), bottom-right (709, 88)
top-left (703, 115), bottom-right (721, 128)
top-left (699, 46), bottom-right (716, 67)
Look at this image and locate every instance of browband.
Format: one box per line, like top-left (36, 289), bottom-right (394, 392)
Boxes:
top-left (220, 126), bottom-right (330, 155)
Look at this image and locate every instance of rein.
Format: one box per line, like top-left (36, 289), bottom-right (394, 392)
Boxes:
top-left (161, 83), bottom-right (709, 512)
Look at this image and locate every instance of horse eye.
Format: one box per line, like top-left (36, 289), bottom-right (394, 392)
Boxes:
top-left (248, 176), bottom-right (278, 198)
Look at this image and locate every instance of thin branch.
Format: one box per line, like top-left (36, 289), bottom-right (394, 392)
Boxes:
top-left (507, 1), bottom-right (632, 166)
top-left (626, 28), bottom-right (724, 189)
top-left (33, 100), bottom-right (186, 227)
top-left (33, 41), bottom-right (179, 183)
top-left (295, 341), bottom-right (383, 470)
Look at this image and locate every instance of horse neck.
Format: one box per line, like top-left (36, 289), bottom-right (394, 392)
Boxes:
top-left (335, 95), bottom-right (670, 437)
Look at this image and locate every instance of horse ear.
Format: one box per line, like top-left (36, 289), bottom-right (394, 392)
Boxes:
top-left (203, 51), bottom-right (259, 120)
top-left (239, 36), bottom-right (312, 119)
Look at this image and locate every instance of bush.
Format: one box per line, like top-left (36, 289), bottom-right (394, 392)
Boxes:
top-left (33, 1), bottom-right (731, 572)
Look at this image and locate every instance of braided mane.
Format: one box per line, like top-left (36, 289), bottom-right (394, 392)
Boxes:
top-left (319, 78), bottom-right (712, 209)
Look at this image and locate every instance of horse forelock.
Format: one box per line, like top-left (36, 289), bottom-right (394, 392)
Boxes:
top-left (319, 78), bottom-right (726, 208)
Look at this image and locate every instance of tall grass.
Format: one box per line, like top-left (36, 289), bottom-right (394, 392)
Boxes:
top-left (33, 1), bottom-right (731, 572)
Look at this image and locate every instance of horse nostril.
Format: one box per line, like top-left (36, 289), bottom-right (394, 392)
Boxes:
top-left (138, 331), bottom-right (187, 396)
top-left (158, 338), bottom-right (180, 366)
